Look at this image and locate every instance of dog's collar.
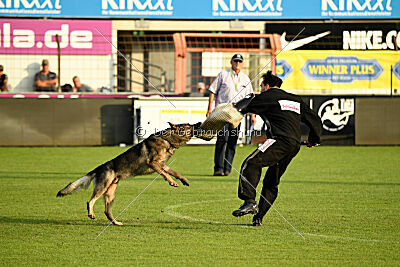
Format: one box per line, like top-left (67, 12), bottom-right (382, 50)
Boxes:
top-left (167, 140), bottom-right (178, 149)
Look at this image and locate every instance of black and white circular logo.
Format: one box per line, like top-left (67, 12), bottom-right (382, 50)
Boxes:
top-left (318, 98), bottom-right (354, 132)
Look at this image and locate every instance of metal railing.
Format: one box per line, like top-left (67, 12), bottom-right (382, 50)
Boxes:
top-left (114, 57), bottom-right (168, 92)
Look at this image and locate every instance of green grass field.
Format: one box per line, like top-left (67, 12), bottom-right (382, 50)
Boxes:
top-left (0, 145), bottom-right (399, 266)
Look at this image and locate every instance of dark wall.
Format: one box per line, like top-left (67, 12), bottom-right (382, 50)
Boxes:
top-left (1, 97), bottom-right (399, 146)
top-left (355, 98), bottom-right (400, 145)
top-left (0, 99), bottom-right (133, 146)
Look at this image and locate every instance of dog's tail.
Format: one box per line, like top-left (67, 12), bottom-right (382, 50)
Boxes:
top-left (56, 173), bottom-right (95, 197)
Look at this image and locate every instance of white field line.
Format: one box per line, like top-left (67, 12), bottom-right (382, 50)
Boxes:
top-left (162, 199), bottom-right (400, 244)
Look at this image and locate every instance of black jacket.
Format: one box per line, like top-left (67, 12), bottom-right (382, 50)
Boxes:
top-left (243, 88), bottom-right (322, 144)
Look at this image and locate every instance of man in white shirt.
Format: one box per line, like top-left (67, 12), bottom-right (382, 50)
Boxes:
top-left (207, 54), bottom-right (256, 176)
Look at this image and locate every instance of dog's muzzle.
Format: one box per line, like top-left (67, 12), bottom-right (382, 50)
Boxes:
top-left (193, 122), bottom-right (202, 130)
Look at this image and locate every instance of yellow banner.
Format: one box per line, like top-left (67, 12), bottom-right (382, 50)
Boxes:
top-left (276, 50), bottom-right (400, 91)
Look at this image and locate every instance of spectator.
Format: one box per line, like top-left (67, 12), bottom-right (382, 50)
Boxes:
top-left (73, 76), bottom-right (95, 93)
top-left (206, 53), bottom-right (256, 176)
top-left (187, 82), bottom-right (210, 97)
top-left (34, 59), bottom-right (57, 92)
top-left (0, 65), bottom-right (8, 92)
top-left (61, 84), bottom-right (73, 92)
top-left (197, 82), bottom-right (206, 93)
top-left (196, 82), bottom-right (209, 97)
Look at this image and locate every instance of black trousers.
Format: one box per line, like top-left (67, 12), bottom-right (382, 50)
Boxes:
top-left (238, 137), bottom-right (300, 218)
top-left (214, 123), bottom-right (240, 173)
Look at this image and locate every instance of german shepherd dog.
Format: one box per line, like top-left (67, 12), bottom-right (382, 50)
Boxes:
top-left (57, 122), bottom-right (201, 225)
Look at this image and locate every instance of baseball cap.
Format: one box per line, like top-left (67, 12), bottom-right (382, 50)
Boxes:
top-left (42, 59), bottom-right (49, 65)
top-left (197, 82), bottom-right (205, 89)
top-left (231, 54), bottom-right (244, 62)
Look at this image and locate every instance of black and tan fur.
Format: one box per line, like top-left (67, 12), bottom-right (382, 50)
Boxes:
top-left (57, 122), bottom-right (200, 225)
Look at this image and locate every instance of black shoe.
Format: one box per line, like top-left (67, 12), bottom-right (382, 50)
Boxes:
top-left (213, 171), bottom-right (224, 176)
top-left (252, 216), bottom-right (263, 226)
top-left (232, 202), bottom-right (258, 217)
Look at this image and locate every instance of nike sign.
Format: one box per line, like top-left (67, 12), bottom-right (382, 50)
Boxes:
top-left (280, 31), bottom-right (331, 51)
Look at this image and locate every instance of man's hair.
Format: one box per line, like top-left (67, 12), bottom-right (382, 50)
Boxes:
top-left (262, 71), bottom-right (283, 88)
top-left (61, 83), bottom-right (73, 92)
top-left (72, 76), bottom-right (79, 82)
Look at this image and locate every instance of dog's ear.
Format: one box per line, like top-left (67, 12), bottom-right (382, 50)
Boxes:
top-left (168, 122), bottom-right (178, 130)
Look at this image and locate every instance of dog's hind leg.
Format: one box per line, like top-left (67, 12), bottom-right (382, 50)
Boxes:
top-left (162, 166), bottom-right (190, 186)
top-left (104, 180), bottom-right (123, 226)
top-left (87, 171), bottom-right (115, 220)
top-left (147, 160), bottom-right (179, 187)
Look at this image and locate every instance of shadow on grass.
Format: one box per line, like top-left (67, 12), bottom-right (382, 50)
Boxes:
top-left (0, 170), bottom-right (237, 183)
top-left (125, 177), bottom-right (400, 186)
top-left (115, 220), bottom-right (252, 229)
top-left (0, 216), bottom-right (97, 226)
top-left (0, 171), bottom-right (84, 179)
top-left (0, 216), bottom-right (251, 229)
top-left (187, 175), bottom-right (400, 187)
top-left (283, 180), bottom-right (400, 187)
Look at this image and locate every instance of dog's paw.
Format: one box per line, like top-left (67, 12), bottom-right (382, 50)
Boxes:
top-left (169, 181), bottom-right (179, 187)
top-left (112, 220), bottom-right (123, 226)
top-left (180, 178), bottom-right (190, 186)
top-left (88, 214), bottom-right (96, 220)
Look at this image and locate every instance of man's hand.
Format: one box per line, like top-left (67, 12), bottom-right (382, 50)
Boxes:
top-left (302, 141), bottom-right (320, 148)
top-left (206, 92), bottom-right (215, 118)
top-left (250, 114), bottom-right (256, 125)
top-left (36, 79), bottom-right (57, 88)
top-left (44, 80), bottom-right (55, 86)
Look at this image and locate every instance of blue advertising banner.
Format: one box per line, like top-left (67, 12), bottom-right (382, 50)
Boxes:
top-left (276, 50), bottom-right (400, 91)
top-left (394, 60), bottom-right (400, 81)
top-left (300, 57), bottom-right (384, 83)
top-left (276, 59), bottom-right (293, 80)
top-left (0, 0), bottom-right (399, 19)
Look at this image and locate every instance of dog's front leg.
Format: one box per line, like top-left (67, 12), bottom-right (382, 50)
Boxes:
top-left (162, 166), bottom-right (190, 186)
top-left (147, 160), bottom-right (179, 187)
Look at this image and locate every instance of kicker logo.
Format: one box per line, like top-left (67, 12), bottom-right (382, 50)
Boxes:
top-left (0, 0), bottom-right (61, 9)
top-left (321, 0), bottom-right (392, 17)
top-left (213, 0), bottom-right (283, 11)
top-left (212, 0), bottom-right (283, 17)
top-left (322, 0), bottom-right (392, 11)
top-left (102, 0), bottom-right (173, 10)
top-left (0, 0), bottom-right (61, 14)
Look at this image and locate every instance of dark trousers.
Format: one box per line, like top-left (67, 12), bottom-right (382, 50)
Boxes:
top-left (238, 137), bottom-right (300, 218)
top-left (214, 123), bottom-right (240, 174)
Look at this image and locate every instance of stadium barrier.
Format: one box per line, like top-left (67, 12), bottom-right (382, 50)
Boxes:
top-left (0, 94), bottom-right (399, 146)
top-left (355, 98), bottom-right (400, 145)
top-left (0, 95), bottom-right (133, 146)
